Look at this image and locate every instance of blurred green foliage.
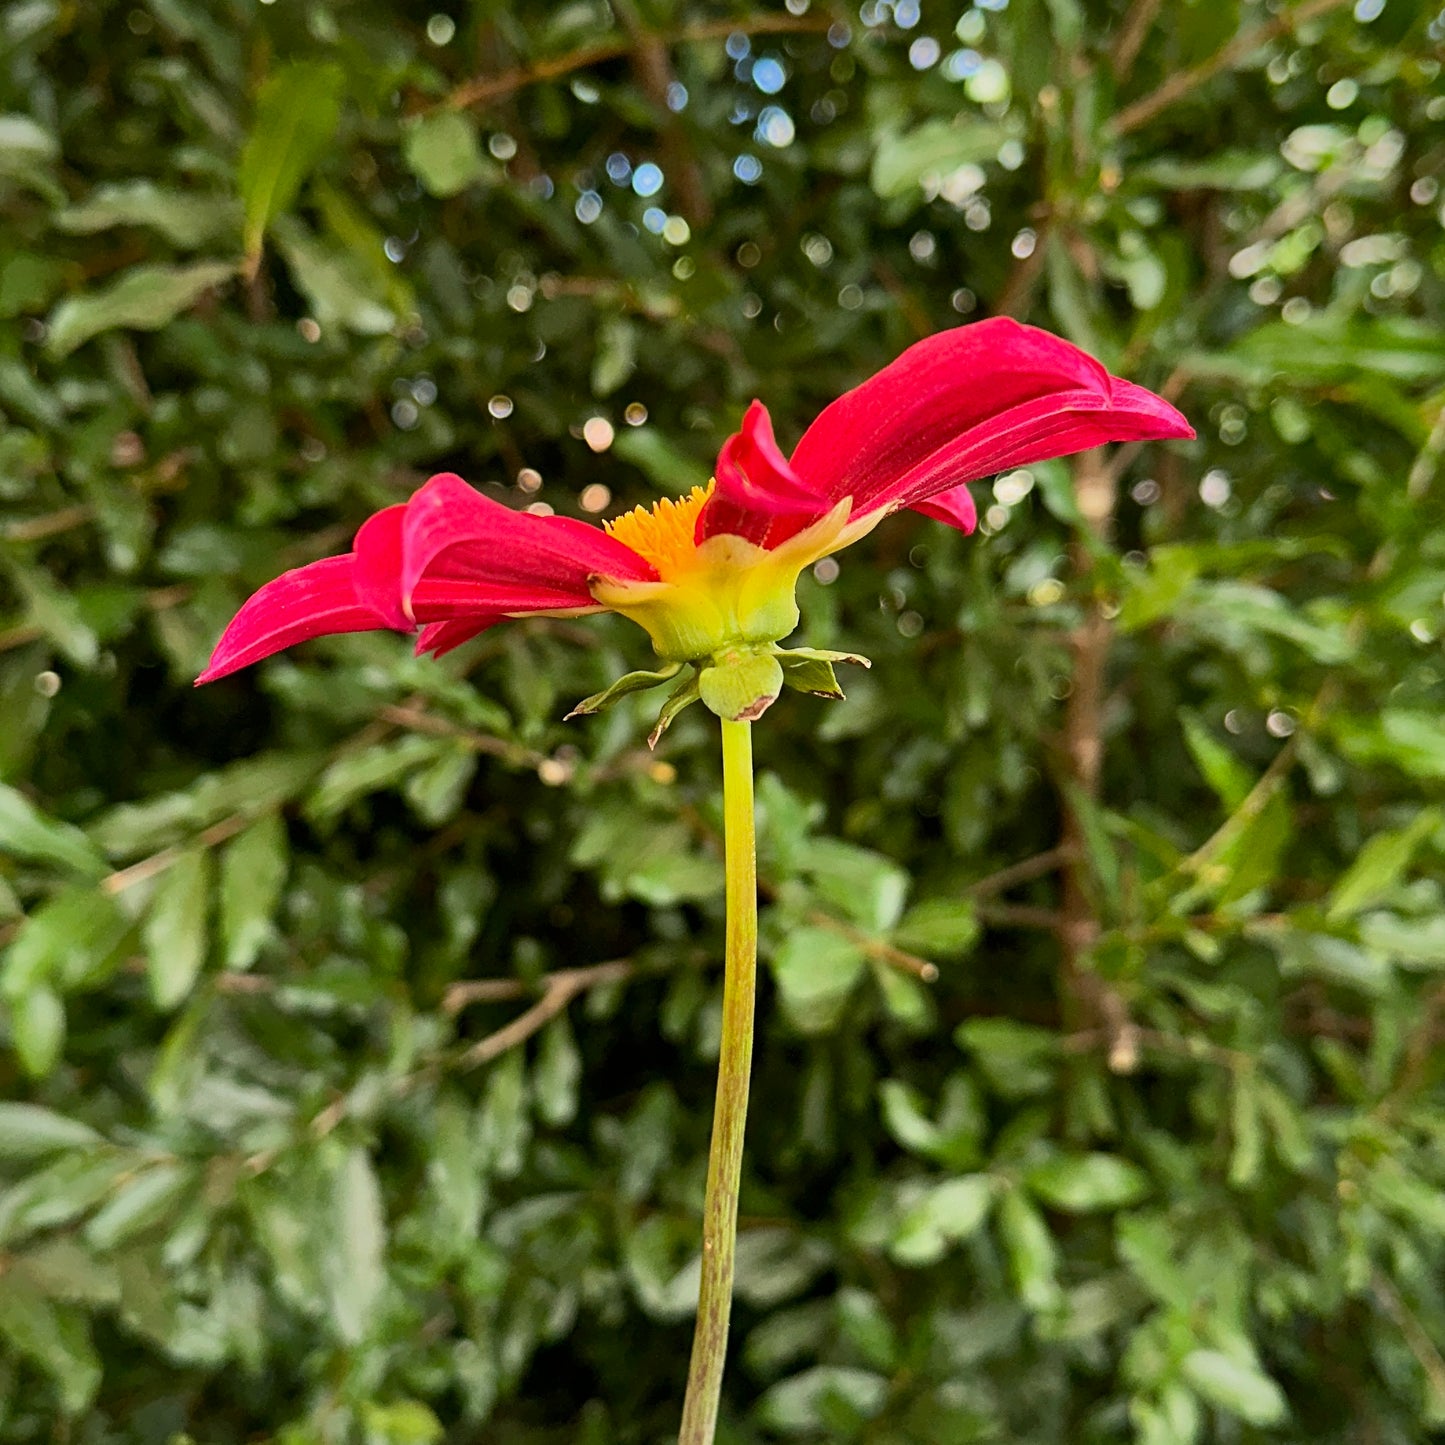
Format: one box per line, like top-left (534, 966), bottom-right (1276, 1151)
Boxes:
top-left (3, 0), bottom-right (1445, 1441)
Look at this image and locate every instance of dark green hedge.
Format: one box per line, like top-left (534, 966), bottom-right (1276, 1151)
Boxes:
top-left (2, 1), bottom-right (1444, 1441)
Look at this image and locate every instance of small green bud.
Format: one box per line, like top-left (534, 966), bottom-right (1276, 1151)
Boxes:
top-left (698, 649), bottom-right (784, 723)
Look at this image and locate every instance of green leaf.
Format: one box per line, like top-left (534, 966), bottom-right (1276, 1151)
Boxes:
top-left (0, 1272), bottom-right (101, 1414)
top-left (326, 1147), bottom-right (385, 1344)
top-left (305, 736), bottom-right (452, 824)
top-left (10, 986), bottom-right (66, 1078)
top-left (770, 925), bottom-right (868, 1034)
top-left (756, 1365), bottom-right (889, 1435)
top-left (83, 1163), bottom-right (193, 1250)
top-left (592, 314), bottom-right (637, 397)
top-left (0, 114), bottom-right (59, 171)
top-left (892, 897), bottom-right (980, 959)
top-left (956, 1018), bottom-right (1058, 1098)
top-left (239, 61), bottom-right (346, 269)
top-left (534, 1015), bottom-right (581, 1128)
top-left (698, 651), bottom-right (784, 723)
top-left (1180, 713), bottom-right (1252, 811)
top-left (611, 426), bottom-right (710, 494)
top-left (143, 848), bottom-right (212, 1010)
top-left (2, 886), bottom-right (131, 997)
top-left (0, 1104), bottom-right (102, 1160)
top-left (360, 1400), bottom-right (445, 1445)
top-left (997, 1189), bottom-right (1061, 1313)
top-left (403, 745), bottom-right (477, 827)
top-left (890, 1175), bottom-right (993, 1266)
top-left (403, 110), bottom-right (491, 198)
top-left (56, 180), bottom-right (240, 248)
top-left (45, 261), bottom-right (237, 359)
top-left (1181, 1350), bottom-right (1288, 1426)
top-left (1358, 911), bottom-right (1445, 969)
top-left (799, 838), bottom-right (909, 932)
top-left (219, 813), bottom-right (288, 970)
top-left (1327, 809), bottom-right (1439, 920)
top-left (1025, 1153), bottom-right (1150, 1213)
top-left (0, 783), bottom-right (107, 878)
top-left (0, 1152), bottom-right (133, 1246)
top-left (274, 218), bottom-right (396, 335)
top-left (871, 117), bottom-right (1011, 199)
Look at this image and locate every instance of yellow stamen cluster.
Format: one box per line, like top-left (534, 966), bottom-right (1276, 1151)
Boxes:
top-left (604, 482), bottom-right (715, 577)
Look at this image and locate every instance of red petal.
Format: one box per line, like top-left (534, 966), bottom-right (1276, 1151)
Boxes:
top-left (402, 473), bottom-right (654, 621)
top-left (788, 318), bottom-right (1193, 519)
top-left (352, 505), bottom-right (410, 628)
top-left (414, 617), bottom-right (499, 659)
top-left (910, 483), bottom-right (977, 535)
top-left (699, 401), bottom-right (828, 544)
top-left (196, 555), bottom-right (386, 684)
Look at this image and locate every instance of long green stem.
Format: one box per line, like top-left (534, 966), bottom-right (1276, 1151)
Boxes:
top-left (678, 718), bottom-right (758, 1445)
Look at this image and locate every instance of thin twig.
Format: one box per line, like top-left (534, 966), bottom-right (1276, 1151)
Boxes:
top-left (377, 702), bottom-right (547, 769)
top-left (807, 909), bottom-right (938, 982)
top-left (966, 845), bottom-right (1075, 899)
top-left (1062, 1025), bottom-right (1252, 1071)
top-left (445, 13), bottom-right (831, 112)
top-left (612, 0), bottom-right (712, 227)
top-left (100, 813), bottom-right (251, 895)
top-left (1110, 0), bottom-right (1164, 82)
top-left (1405, 404), bottom-right (1445, 504)
top-left (975, 901), bottom-right (1067, 932)
top-left (3, 505), bottom-right (96, 544)
top-left (1373, 1271), bottom-right (1445, 1413)
top-left (1055, 449), bottom-right (1140, 1074)
top-left (1111, 0), bottom-right (1354, 136)
top-left (456, 959), bottom-right (635, 1068)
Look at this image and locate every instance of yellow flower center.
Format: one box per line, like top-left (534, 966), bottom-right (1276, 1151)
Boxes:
top-left (604, 482), bottom-right (715, 578)
top-left (592, 490), bottom-right (870, 665)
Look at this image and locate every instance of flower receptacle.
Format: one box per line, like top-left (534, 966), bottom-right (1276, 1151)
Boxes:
top-left (699, 649), bottom-right (785, 723)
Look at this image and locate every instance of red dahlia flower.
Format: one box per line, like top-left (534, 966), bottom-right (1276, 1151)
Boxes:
top-left (199, 318), bottom-right (1191, 726)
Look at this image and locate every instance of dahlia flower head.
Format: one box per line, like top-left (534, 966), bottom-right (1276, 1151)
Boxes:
top-left (199, 319), bottom-right (1193, 737)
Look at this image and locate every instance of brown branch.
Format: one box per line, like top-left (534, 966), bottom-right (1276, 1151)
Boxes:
top-left (1109, 0), bottom-right (1164, 82)
top-left (975, 902), bottom-right (1067, 932)
top-left (966, 845), bottom-right (1075, 899)
top-left (807, 910), bottom-right (938, 982)
top-left (1056, 448), bottom-right (1140, 1074)
top-left (0, 624), bottom-right (44, 655)
top-left (994, 219), bottom-right (1050, 320)
top-left (1373, 1271), bottom-right (1445, 1413)
top-left (456, 959), bottom-right (636, 1068)
top-left (1111, 0), bottom-right (1354, 137)
top-left (445, 13), bottom-right (831, 112)
top-left (612, 0), bottom-right (712, 228)
top-left (100, 813), bottom-right (251, 895)
top-left (376, 702), bottom-right (547, 770)
top-left (3, 505), bottom-right (96, 544)
top-left (1062, 1024), bottom-right (1252, 1070)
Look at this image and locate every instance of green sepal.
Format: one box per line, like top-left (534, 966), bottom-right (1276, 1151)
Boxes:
top-left (773, 645), bottom-right (872, 670)
top-left (778, 654), bottom-right (845, 700)
top-left (565, 662), bottom-right (683, 721)
top-left (647, 669), bottom-right (702, 750)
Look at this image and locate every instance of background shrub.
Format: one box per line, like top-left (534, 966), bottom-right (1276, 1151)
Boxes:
top-left (1, 1), bottom-right (1443, 1441)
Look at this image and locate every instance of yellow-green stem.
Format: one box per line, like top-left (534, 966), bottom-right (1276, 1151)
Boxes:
top-left (678, 718), bottom-right (757, 1445)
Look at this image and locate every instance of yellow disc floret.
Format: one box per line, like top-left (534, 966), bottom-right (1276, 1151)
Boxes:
top-left (604, 483), bottom-right (715, 579)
